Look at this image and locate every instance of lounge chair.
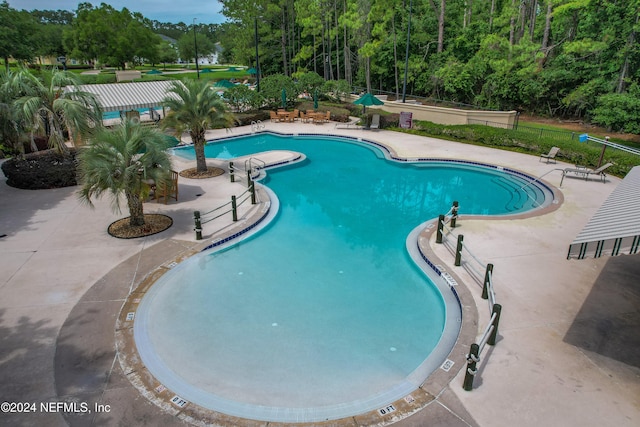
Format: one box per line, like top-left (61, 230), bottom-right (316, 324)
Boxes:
top-left (561, 162), bottom-right (613, 185)
top-left (155, 170), bottom-right (179, 204)
top-left (369, 114), bottom-right (380, 130)
top-left (539, 146), bottom-right (560, 163)
top-left (335, 117), bottom-right (363, 129)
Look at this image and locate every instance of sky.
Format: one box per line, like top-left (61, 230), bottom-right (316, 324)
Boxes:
top-left (9, 0), bottom-right (227, 24)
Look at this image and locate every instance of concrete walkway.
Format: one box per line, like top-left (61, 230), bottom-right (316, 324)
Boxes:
top-left (0, 122), bottom-right (638, 427)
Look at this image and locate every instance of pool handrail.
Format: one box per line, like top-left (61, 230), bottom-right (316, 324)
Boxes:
top-left (435, 210), bottom-right (502, 391)
top-left (194, 182), bottom-right (257, 240)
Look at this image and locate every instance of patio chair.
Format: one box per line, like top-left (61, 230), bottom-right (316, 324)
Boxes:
top-left (561, 162), bottom-right (613, 185)
top-left (370, 114), bottom-right (380, 130)
top-left (310, 112), bottom-right (323, 124)
top-left (539, 146), bottom-right (560, 163)
top-left (269, 111), bottom-right (279, 123)
top-left (335, 117), bottom-right (363, 129)
top-left (155, 170), bottom-right (179, 204)
top-left (300, 111), bottom-right (308, 123)
top-left (324, 111), bottom-right (331, 123)
top-left (291, 109), bottom-right (299, 122)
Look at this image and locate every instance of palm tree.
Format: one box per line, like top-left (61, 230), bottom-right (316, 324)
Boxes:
top-left (77, 119), bottom-right (174, 227)
top-left (162, 79), bottom-right (234, 173)
top-left (13, 67), bottom-right (102, 154)
top-left (0, 69), bottom-right (20, 153)
top-left (0, 67), bottom-right (38, 154)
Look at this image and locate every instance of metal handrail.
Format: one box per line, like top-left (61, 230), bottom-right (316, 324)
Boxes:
top-left (250, 120), bottom-right (265, 132)
top-left (244, 157), bottom-right (266, 178)
top-left (433, 204), bottom-right (502, 391)
top-left (584, 134), bottom-right (640, 156)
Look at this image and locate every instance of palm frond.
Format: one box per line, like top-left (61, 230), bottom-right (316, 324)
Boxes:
top-left (78, 119), bottom-right (173, 217)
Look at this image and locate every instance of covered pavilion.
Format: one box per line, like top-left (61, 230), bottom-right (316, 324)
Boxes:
top-left (65, 80), bottom-right (184, 122)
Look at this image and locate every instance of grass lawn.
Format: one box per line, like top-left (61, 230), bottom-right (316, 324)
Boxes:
top-left (518, 117), bottom-right (640, 147)
top-left (405, 120), bottom-right (640, 178)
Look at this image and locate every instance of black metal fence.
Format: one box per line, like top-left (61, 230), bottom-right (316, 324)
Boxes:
top-left (467, 118), bottom-right (582, 142)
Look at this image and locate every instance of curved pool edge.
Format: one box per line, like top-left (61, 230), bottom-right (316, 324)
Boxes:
top-left (179, 129), bottom-right (562, 213)
top-left (116, 131), bottom-right (564, 425)
top-left (131, 185), bottom-right (460, 422)
top-left (113, 228), bottom-right (480, 427)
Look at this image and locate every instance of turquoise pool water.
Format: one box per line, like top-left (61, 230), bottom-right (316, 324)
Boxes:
top-left (102, 107), bottom-right (161, 120)
top-left (136, 133), bottom-right (550, 422)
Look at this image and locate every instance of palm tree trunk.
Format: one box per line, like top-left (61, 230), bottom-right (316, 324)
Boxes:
top-left (192, 130), bottom-right (208, 173)
top-left (126, 192), bottom-right (145, 227)
top-left (194, 141), bottom-right (208, 172)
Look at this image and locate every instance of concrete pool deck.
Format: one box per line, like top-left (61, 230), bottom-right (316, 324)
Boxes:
top-left (1, 122), bottom-right (639, 426)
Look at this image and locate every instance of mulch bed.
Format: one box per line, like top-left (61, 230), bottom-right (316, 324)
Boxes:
top-left (108, 214), bottom-right (173, 239)
top-left (179, 167), bottom-right (225, 179)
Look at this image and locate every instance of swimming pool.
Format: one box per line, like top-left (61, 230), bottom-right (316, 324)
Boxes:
top-left (102, 107), bottom-right (161, 120)
top-left (136, 133), bottom-right (551, 422)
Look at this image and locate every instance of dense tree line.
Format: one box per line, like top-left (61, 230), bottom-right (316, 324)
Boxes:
top-left (218, 0), bottom-right (640, 132)
top-left (2, 1), bottom-right (640, 132)
top-left (0, 2), bottom-right (219, 71)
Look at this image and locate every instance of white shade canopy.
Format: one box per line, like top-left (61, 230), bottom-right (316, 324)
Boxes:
top-left (66, 80), bottom-right (183, 112)
top-left (568, 166), bottom-right (640, 259)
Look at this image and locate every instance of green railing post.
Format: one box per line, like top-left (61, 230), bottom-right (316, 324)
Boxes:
top-left (463, 343), bottom-right (479, 391)
top-left (451, 200), bottom-right (459, 228)
top-left (194, 211), bottom-right (202, 240)
top-left (436, 214), bottom-right (444, 244)
top-left (482, 263), bottom-right (493, 300)
top-left (250, 180), bottom-right (256, 204)
top-left (455, 234), bottom-right (464, 266)
top-left (488, 304), bottom-right (502, 345)
top-left (231, 195), bottom-right (238, 221)
top-left (229, 161), bottom-right (235, 182)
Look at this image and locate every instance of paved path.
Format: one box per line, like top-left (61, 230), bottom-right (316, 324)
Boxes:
top-left (0, 122), bottom-right (638, 426)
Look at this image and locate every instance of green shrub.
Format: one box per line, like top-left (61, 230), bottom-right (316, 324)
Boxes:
top-left (591, 83), bottom-right (640, 133)
top-left (260, 74), bottom-right (298, 109)
top-left (235, 111), bottom-right (270, 126)
top-left (95, 74), bottom-right (117, 84)
top-left (407, 121), bottom-right (639, 177)
top-left (225, 85), bottom-right (264, 112)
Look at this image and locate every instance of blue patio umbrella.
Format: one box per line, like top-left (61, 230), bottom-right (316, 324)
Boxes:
top-left (281, 88), bottom-right (287, 108)
top-left (313, 89), bottom-right (319, 110)
top-left (353, 92), bottom-right (384, 114)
